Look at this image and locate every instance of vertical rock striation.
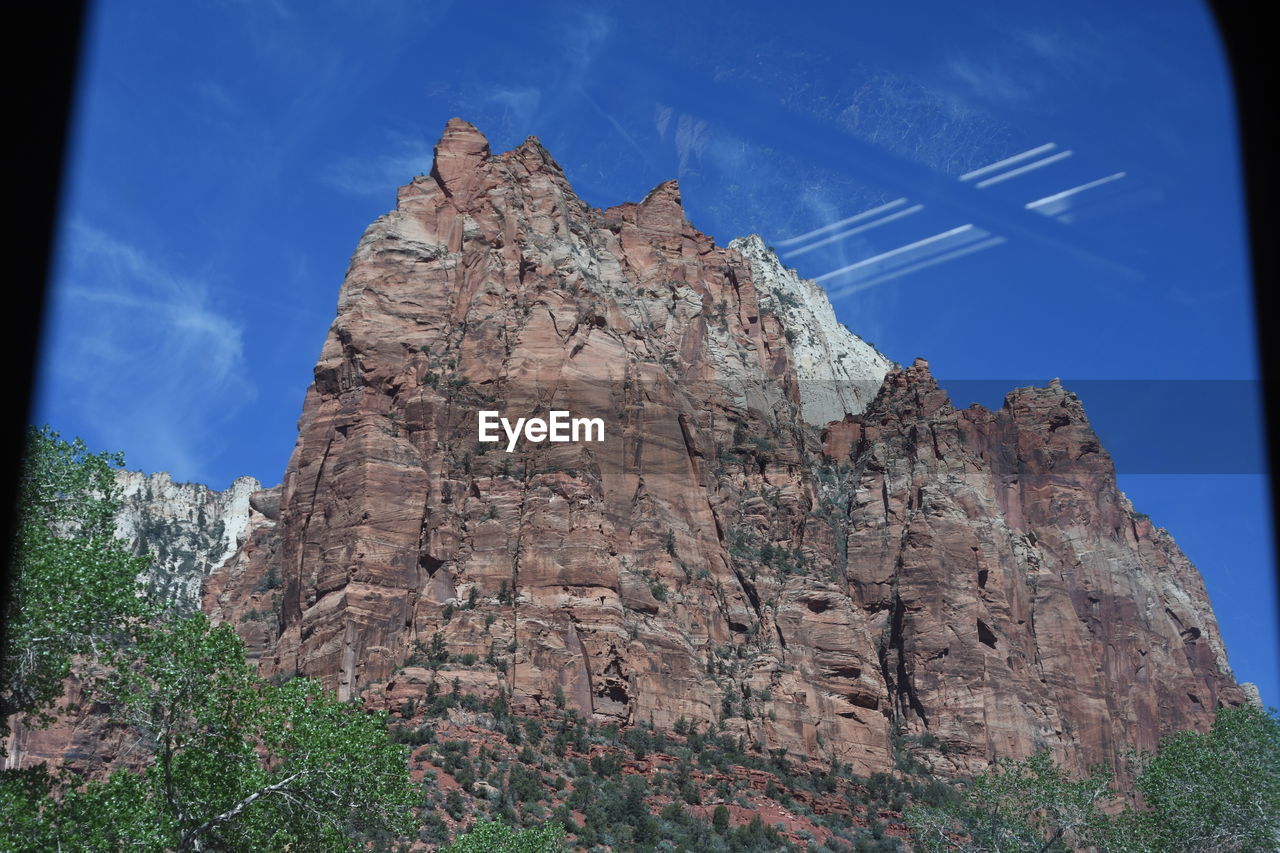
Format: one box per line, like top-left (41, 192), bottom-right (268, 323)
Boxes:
top-left (833, 360), bottom-right (1242, 776)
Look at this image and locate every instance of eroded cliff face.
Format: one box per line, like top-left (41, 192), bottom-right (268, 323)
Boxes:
top-left (829, 361), bottom-right (1242, 776)
top-left (203, 119), bottom-right (1242, 778)
top-left (116, 471), bottom-right (261, 615)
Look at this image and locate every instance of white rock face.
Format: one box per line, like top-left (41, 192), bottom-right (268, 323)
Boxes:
top-left (730, 235), bottom-right (893, 425)
top-left (115, 471), bottom-right (260, 614)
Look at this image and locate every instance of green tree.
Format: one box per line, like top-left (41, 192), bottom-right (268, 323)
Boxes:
top-left (428, 631), bottom-right (449, 666)
top-left (442, 818), bottom-right (567, 852)
top-left (1, 430), bottom-right (418, 851)
top-left (905, 750), bottom-right (1114, 852)
top-left (1115, 704), bottom-right (1280, 853)
top-left (712, 803), bottom-right (730, 833)
top-left (906, 705), bottom-right (1280, 852)
top-left (2, 615), bottom-right (417, 852)
top-left (1, 426), bottom-right (151, 737)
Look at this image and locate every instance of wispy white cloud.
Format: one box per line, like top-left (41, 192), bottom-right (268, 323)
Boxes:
top-left (487, 86), bottom-right (542, 129)
top-left (945, 57), bottom-right (1033, 106)
top-left (653, 105), bottom-right (671, 140)
top-left (42, 223), bottom-right (253, 482)
top-left (1016, 24), bottom-right (1112, 79)
top-left (945, 21), bottom-right (1138, 111)
top-left (321, 133), bottom-right (435, 197)
top-left (564, 8), bottom-right (613, 76)
top-left (673, 114), bottom-right (710, 177)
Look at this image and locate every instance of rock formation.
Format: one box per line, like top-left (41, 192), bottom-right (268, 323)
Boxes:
top-left (831, 362), bottom-right (1242, 776)
top-left (115, 471), bottom-right (260, 615)
top-left (199, 118), bottom-right (1242, 780)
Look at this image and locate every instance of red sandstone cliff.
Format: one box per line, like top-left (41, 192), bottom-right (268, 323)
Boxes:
top-left (203, 119), bottom-right (1243, 780)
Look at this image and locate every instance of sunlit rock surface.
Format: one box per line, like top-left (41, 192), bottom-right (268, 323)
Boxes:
top-left (115, 471), bottom-right (260, 615)
top-left (729, 234), bottom-right (892, 425)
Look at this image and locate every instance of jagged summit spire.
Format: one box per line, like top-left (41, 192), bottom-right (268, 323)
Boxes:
top-left (628, 179), bottom-right (688, 236)
top-left (641, 178), bottom-right (682, 207)
top-left (435, 117), bottom-right (489, 154)
top-left (430, 118), bottom-right (491, 197)
top-left (510, 133), bottom-right (565, 176)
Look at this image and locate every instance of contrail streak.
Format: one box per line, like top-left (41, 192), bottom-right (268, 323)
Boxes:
top-left (1026, 172), bottom-right (1127, 210)
top-left (960, 143), bottom-right (1057, 182)
top-left (782, 204), bottom-right (925, 258)
top-left (814, 224), bottom-right (980, 282)
top-left (775, 199), bottom-right (909, 246)
top-left (975, 150), bottom-right (1074, 188)
top-left (826, 236), bottom-right (1007, 297)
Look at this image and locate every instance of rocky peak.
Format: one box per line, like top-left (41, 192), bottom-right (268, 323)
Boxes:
top-left (730, 234), bottom-right (892, 424)
top-left (114, 471), bottom-right (260, 615)
top-left (197, 119), bottom-right (1242, 782)
top-left (509, 134), bottom-right (565, 176)
top-left (429, 117), bottom-right (492, 198)
top-left (635, 180), bottom-right (688, 232)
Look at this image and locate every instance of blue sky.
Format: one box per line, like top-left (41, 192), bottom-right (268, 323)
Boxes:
top-left (36, 0), bottom-right (1277, 706)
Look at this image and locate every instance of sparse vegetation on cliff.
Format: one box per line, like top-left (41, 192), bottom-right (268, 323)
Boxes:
top-left (905, 704), bottom-right (1280, 853)
top-left (443, 818), bottom-right (567, 851)
top-left (5, 433), bottom-right (1276, 852)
